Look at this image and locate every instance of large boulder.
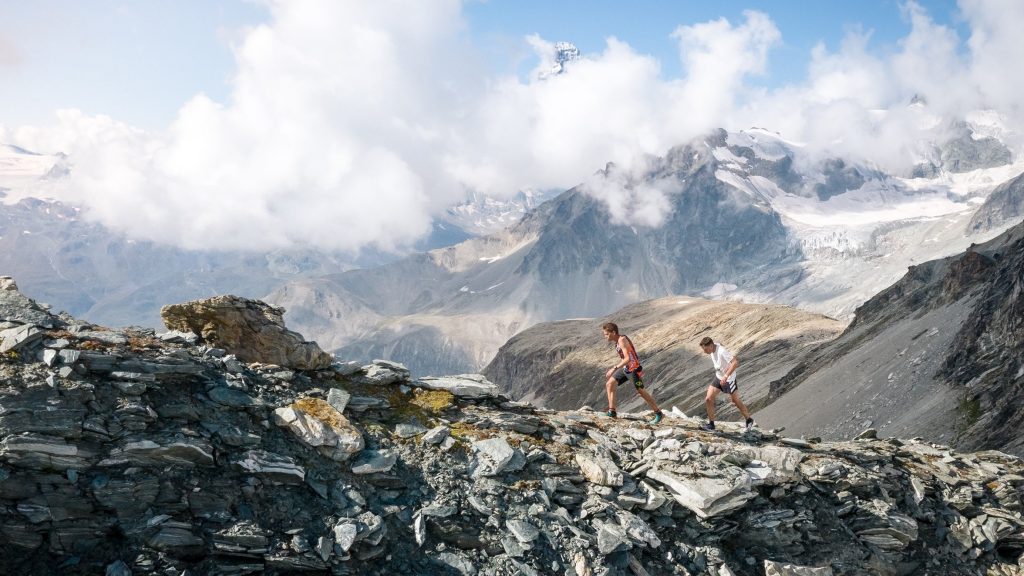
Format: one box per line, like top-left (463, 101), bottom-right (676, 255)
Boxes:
top-left (160, 295), bottom-right (332, 370)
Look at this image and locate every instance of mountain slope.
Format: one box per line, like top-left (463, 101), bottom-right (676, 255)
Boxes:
top-left (483, 297), bottom-right (843, 416)
top-left (757, 217), bottom-right (1024, 454)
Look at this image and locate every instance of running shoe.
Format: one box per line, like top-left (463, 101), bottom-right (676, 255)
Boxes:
top-left (606, 408), bottom-right (617, 418)
top-left (649, 412), bottom-right (663, 425)
top-left (700, 421), bottom-right (715, 431)
top-left (745, 418), bottom-right (755, 432)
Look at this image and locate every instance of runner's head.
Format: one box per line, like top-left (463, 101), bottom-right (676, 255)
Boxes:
top-left (602, 322), bottom-right (619, 341)
top-left (699, 336), bottom-right (715, 354)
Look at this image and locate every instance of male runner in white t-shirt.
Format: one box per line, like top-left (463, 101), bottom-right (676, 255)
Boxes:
top-left (699, 336), bottom-right (754, 431)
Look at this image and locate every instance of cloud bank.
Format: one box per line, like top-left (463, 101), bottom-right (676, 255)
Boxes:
top-left (4, 0), bottom-right (1023, 252)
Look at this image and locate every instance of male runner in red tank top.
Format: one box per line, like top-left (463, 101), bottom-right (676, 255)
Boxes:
top-left (602, 322), bottom-right (665, 424)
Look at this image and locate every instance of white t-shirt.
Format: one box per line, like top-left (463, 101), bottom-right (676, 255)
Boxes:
top-left (710, 344), bottom-right (736, 383)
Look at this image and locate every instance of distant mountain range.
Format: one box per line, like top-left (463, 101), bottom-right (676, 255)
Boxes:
top-left (269, 125), bottom-right (1022, 377)
top-left (2, 119), bottom-right (1021, 381)
top-left (0, 144), bottom-right (550, 329)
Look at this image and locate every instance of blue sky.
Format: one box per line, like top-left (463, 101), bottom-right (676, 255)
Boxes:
top-left (0, 0), bottom-right (1020, 253)
top-left (1, 0), bottom-right (963, 130)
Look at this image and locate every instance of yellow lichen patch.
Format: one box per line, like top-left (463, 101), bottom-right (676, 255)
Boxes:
top-left (293, 398), bottom-right (349, 432)
top-left (410, 390), bottom-right (456, 413)
top-left (449, 421), bottom-right (488, 442)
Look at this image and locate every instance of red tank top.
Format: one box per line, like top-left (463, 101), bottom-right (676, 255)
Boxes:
top-left (616, 336), bottom-right (641, 372)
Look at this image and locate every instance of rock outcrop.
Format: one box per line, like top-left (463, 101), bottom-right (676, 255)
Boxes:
top-left (160, 295), bottom-right (333, 370)
top-left (2, 282), bottom-right (1024, 575)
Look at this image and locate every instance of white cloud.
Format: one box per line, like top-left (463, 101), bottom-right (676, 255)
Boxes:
top-left (5, 0), bottom-right (1024, 252)
top-left (583, 166), bottom-right (678, 229)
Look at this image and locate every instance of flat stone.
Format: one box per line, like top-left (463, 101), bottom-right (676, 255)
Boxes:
top-left (395, 422), bottom-right (428, 438)
top-left (616, 509), bottom-right (661, 548)
top-left (646, 468), bottom-right (754, 518)
top-left (765, 561), bottom-right (833, 576)
top-left (415, 374), bottom-right (498, 398)
top-left (507, 519), bottom-right (540, 543)
top-left (437, 552), bottom-right (477, 576)
top-left (353, 363), bottom-right (409, 386)
top-left (157, 330), bottom-right (200, 344)
top-left (208, 386), bottom-right (259, 407)
top-left (422, 425), bottom-right (450, 445)
top-left (351, 450), bottom-right (398, 475)
top-left (331, 361), bottom-right (363, 376)
top-left (471, 438), bottom-right (516, 478)
top-left (116, 440), bottom-right (215, 468)
top-left (0, 433), bottom-right (95, 471)
top-left (233, 450), bottom-right (306, 484)
top-left (0, 325), bottom-right (45, 353)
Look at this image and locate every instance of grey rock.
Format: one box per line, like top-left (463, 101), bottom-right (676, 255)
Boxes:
top-left (395, 422), bottom-right (428, 438)
top-left (351, 450), bottom-right (398, 475)
top-left (108, 440), bottom-right (215, 468)
top-left (157, 329), bottom-right (200, 344)
top-left (422, 425), bottom-right (450, 445)
top-left (575, 451), bottom-right (623, 487)
top-left (507, 519), bottom-right (540, 543)
top-left (646, 468), bottom-right (754, 518)
top-left (437, 552), bottom-right (477, 575)
top-left (0, 324), bottom-right (45, 353)
top-left (345, 395), bottom-right (391, 412)
top-left (327, 388), bottom-right (351, 414)
top-left (75, 330), bottom-right (128, 345)
top-left (207, 386), bottom-right (259, 407)
top-left (763, 560), bottom-right (834, 575)
top-left (353, 362), bottom-right (409, 385)
top-left (233, 450), bottom-right (306, 484)
top-left (0, 278), bottom-right (56, 327)
top-left (0, 433), bottom-right (95, 471)
top-left (470, 437), bottom-right (516, 478)
top-left (597, 522), bottom-right (632, 554)
top-left (416, 374), bottom-right (499, 398)
top-left (273, 402), bottom-right (364, 462)
top-left (332, 360), bottom-right (363, 376)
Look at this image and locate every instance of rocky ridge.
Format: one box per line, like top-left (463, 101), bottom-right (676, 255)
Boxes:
top-left (1, 282), bottom-right (1024, 574)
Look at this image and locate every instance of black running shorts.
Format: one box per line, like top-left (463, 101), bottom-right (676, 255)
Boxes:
top-left (614, 367), bottom-right (645, 389)
top-left (711, 378), bottom-right (738, 394)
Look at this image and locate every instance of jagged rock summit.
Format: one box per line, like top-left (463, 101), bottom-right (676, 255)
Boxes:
top-left (160, 295), bottom-right (333, 371)
top-left (1, 281), bottom-right (1023, 575)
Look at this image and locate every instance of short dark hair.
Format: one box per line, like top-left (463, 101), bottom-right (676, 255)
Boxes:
top-left (602, 322), bottom-right (619, 334)
top-left (699, 336), bottom-right (714, 347)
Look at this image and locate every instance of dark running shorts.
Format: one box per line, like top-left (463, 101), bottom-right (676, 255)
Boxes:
top-left (711, 378), bottom-right (738, 394)
top-left (614, 367), bottom-right (645, 389)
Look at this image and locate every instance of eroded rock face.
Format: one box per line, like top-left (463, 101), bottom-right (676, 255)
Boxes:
top-left (160, 295), bottom-right (332, 370)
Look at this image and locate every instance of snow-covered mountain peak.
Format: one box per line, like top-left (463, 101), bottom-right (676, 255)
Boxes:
top-left (537, 41), bottom-right (581, 79)
top-left (0, 144), bottom-right (65, 201)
